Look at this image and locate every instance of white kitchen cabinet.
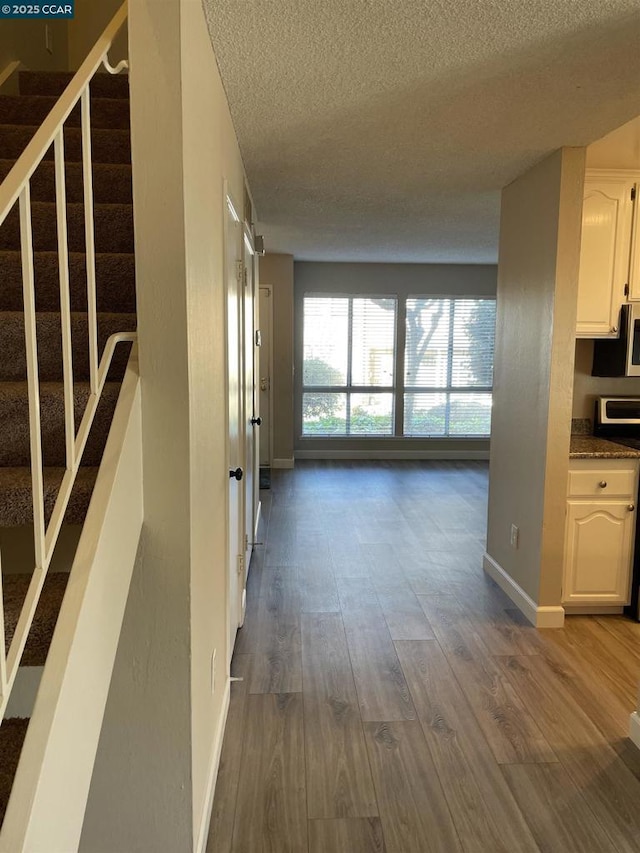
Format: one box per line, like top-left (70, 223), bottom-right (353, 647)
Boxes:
top-left (628, 182), bottom-right (640, 301)
top-left (563, 459), bottom-right (637, 606)
top-left (576, 171), bottom-right (636, 338)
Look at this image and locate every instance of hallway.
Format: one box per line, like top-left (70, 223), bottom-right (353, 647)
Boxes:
top-left (208, 461), bottom-right (640, 853)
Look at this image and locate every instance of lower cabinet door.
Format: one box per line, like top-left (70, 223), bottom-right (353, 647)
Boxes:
top-left (563, 500), bottom-right (634, 604)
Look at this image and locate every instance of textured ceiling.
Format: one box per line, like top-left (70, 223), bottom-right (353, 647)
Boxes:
top-left (203, 0), bottom-right (640, 263)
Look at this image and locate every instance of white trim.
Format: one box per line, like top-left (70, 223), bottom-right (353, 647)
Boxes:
top-left (295, 449), bottom-right (490, 461)
top-left (630, 712), bottom-right (640, 751)
top-left (258, 284), bottom-right (274, 468)
top-left (254, 501), bottom-right (262, 542)
top-left (195, 679), bottom-right (232, 853)
top-left (273, 457), bottom-right (295, 469)
top-left (1, 351), bottom-right (143, 852)
top-left (482, 553), bottom-right (566, 628)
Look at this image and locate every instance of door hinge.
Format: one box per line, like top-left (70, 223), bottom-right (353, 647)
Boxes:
top-left (237, 554), bottom-right (245, 576)
top-left (245, 533), bottom-right (249, 550)
top-left (625, 282), bottom-right (630, 297)
top-left (632, 186), bottom-right (637, 202)
top-left (236, 260), bottom-right (244, 283)
top-left (243, 266), bottom-right (248, 288)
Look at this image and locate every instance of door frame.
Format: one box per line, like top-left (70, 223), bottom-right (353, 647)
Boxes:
top-left (242, 222), bottom-right (258, 565)
top-left (258, 283), bottom-right (274, 470)
top-left (223, 182), bottom-right (245, 661)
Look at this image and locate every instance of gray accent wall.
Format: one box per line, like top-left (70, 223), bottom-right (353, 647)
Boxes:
top-left (294, 261), bottom-right (497, 457)
top-left (486, 147), bottom-right (585, 608)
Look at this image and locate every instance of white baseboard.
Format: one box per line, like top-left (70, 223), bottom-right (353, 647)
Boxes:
top-left (630, 712), bottom-right (640, 751)
top-left (482, 553), bottom-right (565, 628)
top-left (196, 679), bottom-right (231, 853)
top-left (295, 449), bottom-right (490, 461)
top-left (272, 458), bottom-right (295, 469)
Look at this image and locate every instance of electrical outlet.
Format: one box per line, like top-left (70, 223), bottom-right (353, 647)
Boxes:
top-left (45, 24), bottom-right (53, 55)
top-left (510, 524), bottom-right (519, 549)
top-left (211, 649), bottom-right (217, 695)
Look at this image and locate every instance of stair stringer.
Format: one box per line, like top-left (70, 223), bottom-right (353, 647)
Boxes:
top-left (0, 345), bottom-right (143, 853)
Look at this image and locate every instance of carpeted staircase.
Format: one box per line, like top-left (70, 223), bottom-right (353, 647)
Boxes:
top-left (0, 69), bottom-right (135, 827)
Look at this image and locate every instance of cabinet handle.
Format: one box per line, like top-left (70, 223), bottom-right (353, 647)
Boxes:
top-left (598, 481), bottom-right (607, 488)
top-left (628, 504), bottom-right (635, 512)
top-left (611, 326), bottom-right (618, 333)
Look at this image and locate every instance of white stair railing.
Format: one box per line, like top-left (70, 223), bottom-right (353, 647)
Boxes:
top-left (0, 1), bottom-right (135, 720)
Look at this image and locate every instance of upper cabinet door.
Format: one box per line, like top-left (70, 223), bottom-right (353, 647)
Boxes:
top-left (576, 173), bottom-right (635, 338)
top-left (628, 183), bottom-right (640, 301)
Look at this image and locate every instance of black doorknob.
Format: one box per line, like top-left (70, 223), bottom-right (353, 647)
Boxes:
top-left (229, 467), bottom-right (244, 481)
top-left (251, 417), bottom-right (262, 426)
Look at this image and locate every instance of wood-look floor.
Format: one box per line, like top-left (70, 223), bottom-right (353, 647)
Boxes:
top-left (207, 461), bottom-right (640, 853)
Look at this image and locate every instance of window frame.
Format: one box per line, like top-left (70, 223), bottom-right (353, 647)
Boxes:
top-left (299, 292), bottom-right (496, 440)
top-left (301, 293), bottom-right (398, 437)
top-left (403, 296), bottom-right (496, 438)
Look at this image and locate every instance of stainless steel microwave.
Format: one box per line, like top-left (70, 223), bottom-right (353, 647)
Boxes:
top-left (592, 304), bottom-right (640, 377)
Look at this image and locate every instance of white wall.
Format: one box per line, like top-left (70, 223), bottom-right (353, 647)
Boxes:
top-left (80, 1), bottom-right (247, 849)
top-left (586, 116), bottom-right (640, 171)
top-left (67, 0), bottom-right (127, 70)
top-left (0, 19), bottom-right (68, 89)
top-left (181, 0), bottom-right (246, 844)
top-left (486, 148), bottom-right (584, 612)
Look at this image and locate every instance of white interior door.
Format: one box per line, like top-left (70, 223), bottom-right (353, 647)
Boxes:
top-left (242, 230), bottom-right (256, 586)
top-left (225, 193), bottom-right (244, 661)
top-left (258, 285), bottom-right (273, 468)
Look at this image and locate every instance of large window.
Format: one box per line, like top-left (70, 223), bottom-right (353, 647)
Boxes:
top-left (301, 295), bottom-right (496, 437)
top-left (302, 296), bottom-right (396, 435)
top-left (404, 298), bottom-right (495, 437)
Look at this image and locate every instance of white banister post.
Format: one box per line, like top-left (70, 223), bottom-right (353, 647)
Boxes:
top-left (81, 85), bottom-right (99, 395)
top-left (19, 184), bottom-right (46, 571)
top-left (55, 129), bottom-right (76, 471)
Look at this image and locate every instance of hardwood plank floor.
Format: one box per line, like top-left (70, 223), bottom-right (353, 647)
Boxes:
top-left (249, 566), bottom-right (302, 694)
top-left (308, 818), bottom-right (386, 853)
top-left (495, 653), bottom-right (640, 852)
top-left (418, 594), bottom-right (556, 764)
top-left (341, 608), bottom-right (417, 722)
top-left (211, 461), bottom-right (640, 853)
top-left (206, 655), bottom-right (252, 853)
top-left (301, 613), bottom-right (378, 819)
top-left (364, 720), bottom-right (463, 853)
top-left (231, 692), bottom-right (307, 853)
top-left (501, 763), bottom-right (622, 853)
top-left (395, 639), bottom-right (539, 853)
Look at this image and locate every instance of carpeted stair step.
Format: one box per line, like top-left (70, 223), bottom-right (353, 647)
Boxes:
top-left (0, 718), bottom-right (28, 826)
top-left (0, 160), bottom-right (132, 205)
top-left (0, 95), bottom-right (130, 131)
top-left (0, 201), bottom-right (134, 254)
top-left (0, 251), bottom-right (136, 313)
top-left (0, 466), bottom-right (97, 526)
top-left (0, 311), bottom-right (136, 382)
top-left (0, 381), bottom-right (121, 467)
top-left (0, 125), bottom-right (131, 165)
top-left (3, 573), bottom-right (69, 665)
top-left (19, 70), bottom-right (129, 100)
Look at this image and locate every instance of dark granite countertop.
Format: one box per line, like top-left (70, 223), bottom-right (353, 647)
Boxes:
top-left (570, 436), bottom-right (640, 459)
